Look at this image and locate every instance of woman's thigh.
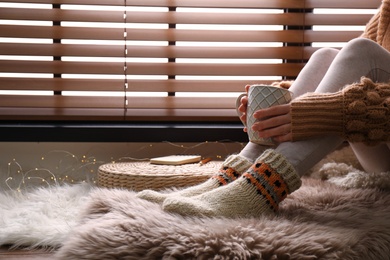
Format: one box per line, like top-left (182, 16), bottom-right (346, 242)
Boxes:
top-left (343, 38), bottom-right (390, 172)
top-left (315, 38), bottom-right (390, 93)
top-left (289, 47), bottom-right (339, 98)
top-left (350, 142), bottom-right (390, 173)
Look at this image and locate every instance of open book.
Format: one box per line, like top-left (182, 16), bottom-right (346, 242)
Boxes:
top-left (150, 155), bottom-right (202, 165)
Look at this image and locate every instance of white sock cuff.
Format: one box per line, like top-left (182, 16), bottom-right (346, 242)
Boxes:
top-left (222, 154), bottom-right (252, 174)
top-left (257, 149), bottom-right (302, 193)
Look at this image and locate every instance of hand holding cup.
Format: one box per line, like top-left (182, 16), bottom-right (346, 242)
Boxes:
top-left (236, 85), bottom-right (293, 145)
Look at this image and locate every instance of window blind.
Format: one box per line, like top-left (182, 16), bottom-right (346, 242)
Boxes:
top-left (0, 0), bottom-right (381, 122)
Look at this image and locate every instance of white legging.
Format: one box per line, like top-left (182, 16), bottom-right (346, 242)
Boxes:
top-left (241, 38), bottom-right (390, 175)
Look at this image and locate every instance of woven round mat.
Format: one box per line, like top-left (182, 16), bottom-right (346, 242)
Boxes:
top-left (98, 161), bottom-right (223, 191)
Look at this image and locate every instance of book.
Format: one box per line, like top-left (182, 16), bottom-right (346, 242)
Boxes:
top-left (150, 155), bottom-right (202, 165)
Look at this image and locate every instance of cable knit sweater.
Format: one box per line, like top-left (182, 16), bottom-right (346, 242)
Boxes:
top-left (291, 0), bottom-right (390, 145)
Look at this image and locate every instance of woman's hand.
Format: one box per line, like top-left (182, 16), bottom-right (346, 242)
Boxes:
top-left (237, 84), bottom-right (293, 143)
top-left (251, 103), bottom-right (292, 143)
top-left (237, 85), bottom-right (251, 132)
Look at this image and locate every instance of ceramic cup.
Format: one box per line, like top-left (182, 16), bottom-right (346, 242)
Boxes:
top-left (236, 85), bottom-right (293, 146)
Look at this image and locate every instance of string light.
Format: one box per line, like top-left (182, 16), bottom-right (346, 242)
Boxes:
top-left (2, 140), bottom-right (244, 193)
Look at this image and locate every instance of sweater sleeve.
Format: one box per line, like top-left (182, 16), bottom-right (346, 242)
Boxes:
top-left (360, 8), bottom-right (380, 41)
top-left (290, 77), bottom-right (390, 146)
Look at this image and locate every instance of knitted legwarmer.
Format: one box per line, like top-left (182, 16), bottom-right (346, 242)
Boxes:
top-left (162, 149), bottom-right (302, 218)
top-left (291, 77), bottom-right (390, 145)
top-left (136, 154), bottom-right (252, 204)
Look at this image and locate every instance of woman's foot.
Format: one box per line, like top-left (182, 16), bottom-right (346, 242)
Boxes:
top-left (136, 154), bottom-right (252, 204)
top-left (162, 149), bottom-right (302, 218)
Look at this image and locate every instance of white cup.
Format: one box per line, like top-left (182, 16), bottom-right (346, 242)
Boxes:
top-left (236, 85), bottom-right (293, 146)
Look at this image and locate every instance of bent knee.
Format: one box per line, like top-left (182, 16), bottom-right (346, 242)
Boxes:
top-left (346, 37), bottom-right (378, 51)
top-left (310, 47), bottom-right (339, 61)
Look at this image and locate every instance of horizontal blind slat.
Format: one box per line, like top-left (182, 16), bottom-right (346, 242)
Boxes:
top-left (126, 12), bottom-right (304, 26)
top-left (125, 80), bottom-right (279, 92)
top-left (1, 27), bottom-right (364, 46)
top-left (2, 8), bottom-right (305, 25)
top-left (0, 108), bottom-right (125, 121)
top-left (0, 78), bottom-right (282, 92)
top-left (0, 60), bottom-right (304, 76)
top-left (305, 31), bottom-right (363, 42)
top-left (0, 43), bottom-right (308, 59)
top-left (0, 43), bottom-right (124, 57)
top-left (305, 0), bottom-right (381, 9)
top-left (0, 60), bottom-right (123, 74)
top-left (120, 0), bottom-right (305, 8)
top-left (4, 0), bottom-right (305, 8)
top-left (130, 46), bottom-right (308, 59)
top-left (0, 25), bottom-right (124, 40)
top-left (139, 62), bottom-right (300, 77)
top-left (0, 108), bottom-right (238, 122)
top-left (126, 13), bottom-right (304, 25)
top-left (0, 0), bottom-right (126, 5)
top-left (1, 8), bottom-right (123, 23)
top-left (126, 97), bottom-right (236, 109)
top-left (123, 29), bottom-right (304, 43)
top-left (0, 96), bottom-right (124, 108)
top-left (305, 14), bottom-right (376, 26)
top-left (124, 109), bottom-right (237, 121)
top-left (6, 0), bottom-right (378, 8)
top-left (0, 25), bottom-right (305, 42)
top-left (0, 78), bottom-right (124, 91)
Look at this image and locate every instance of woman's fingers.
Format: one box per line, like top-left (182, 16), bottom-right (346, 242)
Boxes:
top-left (238, 95), bottom-right (248, 113)
top-left (253, 103), bottom-right (290, 120)
top-left (252, 113), bottom-right (291, 130)
top-left (251, 104), bottom-right (292, 141)
top-left (252, 114), bottom-right (291, 136)
top-left (238, 85), bottom-right (250, 131)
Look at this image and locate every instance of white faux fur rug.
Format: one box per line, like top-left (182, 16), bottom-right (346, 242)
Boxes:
top-left (1, 146), bottom-right (390, 258)
top-left (0, 183), bottom-right (92, 249)
top-left (55, 178), bottom-right (390, 260)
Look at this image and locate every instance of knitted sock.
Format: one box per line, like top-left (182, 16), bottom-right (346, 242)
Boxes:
top-left (162, 149), bottom-right (302, 218)
top-left (136, 154), bottom-right (252, 204)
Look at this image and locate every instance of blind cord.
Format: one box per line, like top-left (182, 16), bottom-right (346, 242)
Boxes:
top-left (123, 0), bottom-right (128, 119)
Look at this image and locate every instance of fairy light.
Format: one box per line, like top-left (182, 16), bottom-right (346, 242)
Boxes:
top-left (4, 150), bottom-right (104, 192)
top-left (2, 141), bottom-right (245, 193)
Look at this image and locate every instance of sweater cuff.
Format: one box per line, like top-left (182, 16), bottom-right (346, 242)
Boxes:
top-left (290, 91), bottom-right (345, 141)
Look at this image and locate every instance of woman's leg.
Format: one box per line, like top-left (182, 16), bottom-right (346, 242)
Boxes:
top-left (288, 47), bottom-right (340, 97)
top-left (279, 38), bottom-right (390, 175)
top-left (321, 38), bottom-right (390, 173)
top-left (137, 47), bottom-right (340, 205)
top-left (232, 48), bottom-right (343, 164)
top-left (351, 143), bottom-right (390, 173)
top-left (242, 47), bottom-right (346, 176)
top-left (231, 48), bottom-right (344, 167)
top-left (343, 39), bottom-right (390, 173)
top-left (276, 47), bottom-right (345, 175)
top-left (162, 39), bottom-right (390, 217)
top-left (161, 48), bottom-right (345, 217)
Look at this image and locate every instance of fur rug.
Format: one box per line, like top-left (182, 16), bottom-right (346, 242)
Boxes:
top-left (2, 146), bottom-right (390, 259)
top-left (54, 147), bottom-right (390, 260)
top-left (55, 178), bottom-right (390, 260)
top-left (0, 183), bottom-right (92, 249)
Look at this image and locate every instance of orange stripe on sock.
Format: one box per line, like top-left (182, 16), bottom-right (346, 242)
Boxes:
top-left (252, 163), bottom-right (289, 201)
top-left (211, 167), bottom-right (241, 185)
top-left (243, 172), bottom-right (279, 211)
top-left (224, 168), bottom-right (240, 181)
top-left (211, 175), bottom-right (228, 186)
